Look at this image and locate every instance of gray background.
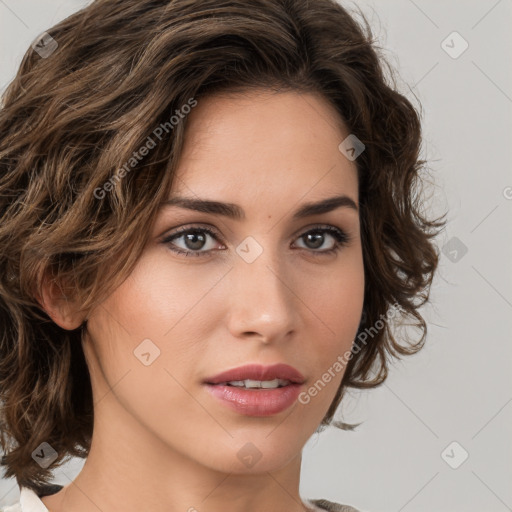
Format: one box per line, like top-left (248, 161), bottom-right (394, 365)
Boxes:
top-left (1, 1), bottom-right (511, 511)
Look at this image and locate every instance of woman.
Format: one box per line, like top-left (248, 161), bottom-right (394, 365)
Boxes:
top-left (0, 0), bottom-right (445, 511)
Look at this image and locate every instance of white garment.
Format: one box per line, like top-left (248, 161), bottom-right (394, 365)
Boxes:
top-left (2, 487), bottom-right (48, 512)
top-left (1, 486), bottom-right (361, 512)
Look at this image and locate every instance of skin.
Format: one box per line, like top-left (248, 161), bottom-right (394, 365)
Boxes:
top-left (41, 89), bottom-right (365, 512)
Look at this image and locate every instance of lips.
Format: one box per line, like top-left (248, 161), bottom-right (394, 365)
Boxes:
top-left (203, 363), bottom-right (306, 416)
top-left (204, 363), bottom-right (305, 385)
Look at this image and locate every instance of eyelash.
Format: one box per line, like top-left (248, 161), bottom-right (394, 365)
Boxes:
top-left (160, 224), bottom-right (350, 258)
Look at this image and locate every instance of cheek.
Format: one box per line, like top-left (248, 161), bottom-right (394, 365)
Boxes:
top-left (98, 252), bottom-right (229, 344)
top-left (83, 285), bottom-right (210, 432)
top-left (85, 251), bottom-right (233, 395)
top-left (300, 254), bottom-right (364, 389)
top-left (305, 254), bottom-right (364, 338)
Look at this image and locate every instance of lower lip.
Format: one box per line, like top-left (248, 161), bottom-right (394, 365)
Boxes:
top-left (204, 383), bottom-right (302, 416)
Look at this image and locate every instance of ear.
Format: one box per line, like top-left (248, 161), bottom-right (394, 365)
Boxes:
top-left (37, 271), bottom-right (86, 330)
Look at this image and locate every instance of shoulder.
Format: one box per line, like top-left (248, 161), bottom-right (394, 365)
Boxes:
top-left (0, 483), bottom-right (63, 512)
top-left (307, 497), bottom-right (363, 512)
top-left (0, 503), bottom-right (22, 512)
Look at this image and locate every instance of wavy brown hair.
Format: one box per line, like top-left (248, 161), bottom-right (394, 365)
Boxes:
top-left (0, 0), bottom-right (445, 493)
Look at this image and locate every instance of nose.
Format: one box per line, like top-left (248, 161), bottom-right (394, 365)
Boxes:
top-left (225, 241), bottom-right (300, 344)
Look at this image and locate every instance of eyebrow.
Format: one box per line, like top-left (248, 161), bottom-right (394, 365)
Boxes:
top-left (160, 194), bottom-right (358, 220)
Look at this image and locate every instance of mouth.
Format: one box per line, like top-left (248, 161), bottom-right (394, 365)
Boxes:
top-left (212, 378), bottom-right (292, 389)
top-left (203, 363), bottom-right (305, 416)
top-left (204, 362), bottom-right (305, 386)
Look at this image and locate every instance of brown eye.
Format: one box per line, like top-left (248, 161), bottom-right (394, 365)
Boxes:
top-left (294, 226), bottom-right (350, 254)
top-left (162, 226), bottom-right (223, 257)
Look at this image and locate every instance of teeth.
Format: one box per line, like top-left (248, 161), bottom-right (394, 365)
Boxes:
top-left (222, 378), bottom-right (290, 389)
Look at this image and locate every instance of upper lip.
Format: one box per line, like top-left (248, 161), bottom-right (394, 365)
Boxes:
top-left (204, 363), bottom-right (305, 385)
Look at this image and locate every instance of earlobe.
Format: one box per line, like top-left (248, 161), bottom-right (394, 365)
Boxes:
top-left (37, 273), bottom-right (85, 331)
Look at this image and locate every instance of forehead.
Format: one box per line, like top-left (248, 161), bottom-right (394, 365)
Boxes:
top-left (171, 89), bottom-right (358, 213)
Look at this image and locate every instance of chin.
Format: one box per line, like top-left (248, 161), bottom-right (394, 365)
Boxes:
top-left (198, 432), bottom-right (306, 474)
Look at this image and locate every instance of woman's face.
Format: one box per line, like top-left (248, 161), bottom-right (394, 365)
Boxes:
top-left (82, 89), bottom-right (365, 475)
